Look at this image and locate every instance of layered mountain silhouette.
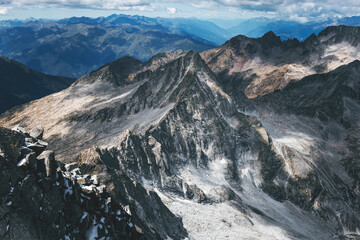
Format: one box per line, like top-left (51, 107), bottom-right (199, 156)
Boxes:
top-left (227, 16), bottom-right (360, 41)
top-left (0, 25), bottom-right (359, 239)
top-left (2, 14), bottom-right (360, 79)
top-left (0, 15), bottom-right (216, 78)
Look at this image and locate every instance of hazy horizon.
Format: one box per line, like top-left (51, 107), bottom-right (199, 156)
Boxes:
top-left (0, 0), bottom-right (359, 25)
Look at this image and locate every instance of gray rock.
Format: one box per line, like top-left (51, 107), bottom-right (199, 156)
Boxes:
top-left (11, 125), bottom-right (27, 135)
top-left (0, 127), bottom-right (140, 239)
top-left (37, 150), bottom-right (57, 179)
top-left (90, 175), bottom-right (99, 185)
top-left (25, 137), bottom-right (36, 144)
top-left (182, 182), bottom-right (194, 199)
top-left (184, 183), bottom-right (206, 203)
top-left (76, 174), bottom-right (91, 185)
top-left (76, 177), bottom-right (87, 185)
top-left (37, 140), bottom-right (48, 147)
top-left (25, 152), bottom-right (37, 170)
top-left (96, 185), bottom-right (106, 194)
top-left (29, 125), bottom-right (44, 140)
top-left (65, 162), bottom-right (78, 172)
top-left (27, 142), bottom-right (47, 155)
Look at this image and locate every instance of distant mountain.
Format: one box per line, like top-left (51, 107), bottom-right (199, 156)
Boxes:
top-left (0, 55), bottom-right (75, 113)
top-left (154, 18), bottom-right (229, 45)
top-left (1, 14), bottom-right (360, 79)
top-left (0, 19), bottom-right (27, 30)
top-left (227, 17), bottom-right (273, 37)
top-left (0, 15), bottom-right (216, 78)
top-left (227, 16), bottom-right (360, 41)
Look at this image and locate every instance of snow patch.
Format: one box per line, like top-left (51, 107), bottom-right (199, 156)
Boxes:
top-left (17, 158), bottom-right (26, 167)
top-left (86, 219), bottom-right (99, 240)
top-left (324, 42), bottom-right (360, 71)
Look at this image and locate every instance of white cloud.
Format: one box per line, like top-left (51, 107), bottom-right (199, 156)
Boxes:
top-left (167, 7), bottom-right (177, 14)
top-left (0, 0), bottom-right (359, 21)
top-left (0, 0), bottom-right (153, 10)
top-left (186, 0), bottom-right (360, 20)
top-left (0, 6), bottom-right (9, 14)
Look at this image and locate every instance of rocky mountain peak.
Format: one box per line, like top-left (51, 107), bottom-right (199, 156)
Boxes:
top-left (75, 56), bottom-right (144, 86)
top-left (256, 31), bottom-right (282, 48)
top-left (318, 25), bottom-right (360, 46)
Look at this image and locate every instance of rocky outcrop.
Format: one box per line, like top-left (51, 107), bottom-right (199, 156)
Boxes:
top-left (29, 125), bottom-right (44, 140)
top-left (71, 147), bottom-right (188, 239)
top-left (0, 126), bottom-right (187, 239)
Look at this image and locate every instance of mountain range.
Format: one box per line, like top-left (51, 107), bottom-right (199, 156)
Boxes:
top-left (1, 14), bottom-right (360, 78)
top-left (0, 25), bottom-right (359, 239)
top-left (0, 15), bottom-right (216, 78)
top-left (227, 16), bottom-right (360, 41)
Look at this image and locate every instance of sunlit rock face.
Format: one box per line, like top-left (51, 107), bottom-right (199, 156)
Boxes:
top-left (201, 25), bottom-right (360, 101)
top-left (1, 25), bottom-right (360, 239)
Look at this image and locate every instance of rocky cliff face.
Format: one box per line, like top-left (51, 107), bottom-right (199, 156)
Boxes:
top-left (0, 126), bottom-right (187, 239)
top-left (250, 60), bottom-right (360, 236)
top-left (0, 25), bottom-right (360, 239)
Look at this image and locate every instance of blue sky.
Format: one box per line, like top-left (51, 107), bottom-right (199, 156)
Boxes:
top-left (0, 0), bottom-right (359, 23)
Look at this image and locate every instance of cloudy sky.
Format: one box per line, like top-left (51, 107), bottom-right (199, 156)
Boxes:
top-left (0, 0), bottom-right (359, 23)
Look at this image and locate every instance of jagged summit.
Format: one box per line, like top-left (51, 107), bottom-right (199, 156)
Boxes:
top-left (222, 30), bottom-right (285, 53)
top-left (76, 50), bottom-right (190, 87)
top-left (76, 56), bottom-right (144, 86)
top-left (0, 50), bottom-right (230, 161)
top-left (255, 31), bottom-right (282, 48)
top-left (317, 25), bottom-right (360, 45)
top-left (201, 25), bottom-right (360, 100)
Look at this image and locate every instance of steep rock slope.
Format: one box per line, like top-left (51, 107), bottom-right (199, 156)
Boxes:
top-left (0, 126), bottom-right (145, 239)
top-left (246, 61), bottom-right (360, 238)
top-left (0, 56), bottom-right (75, 113)
top-left (200, 25), bottom-right (360, 238)
top-left (201, 25), bottom-right (360, 101)
top-left (0, 50), bottom-right (351, 239)
top-left (0, 50), bottom-right (187, 159)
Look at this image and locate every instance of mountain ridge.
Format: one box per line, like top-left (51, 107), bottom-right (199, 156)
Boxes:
top-left (0, 15), bottom-right (216, 78)
top-left (0, 24), bottom-right (360, 239)
top-left (0, 55), bottom-right (75, 113)
top-left (201, 25), bottom-right (360, 103)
